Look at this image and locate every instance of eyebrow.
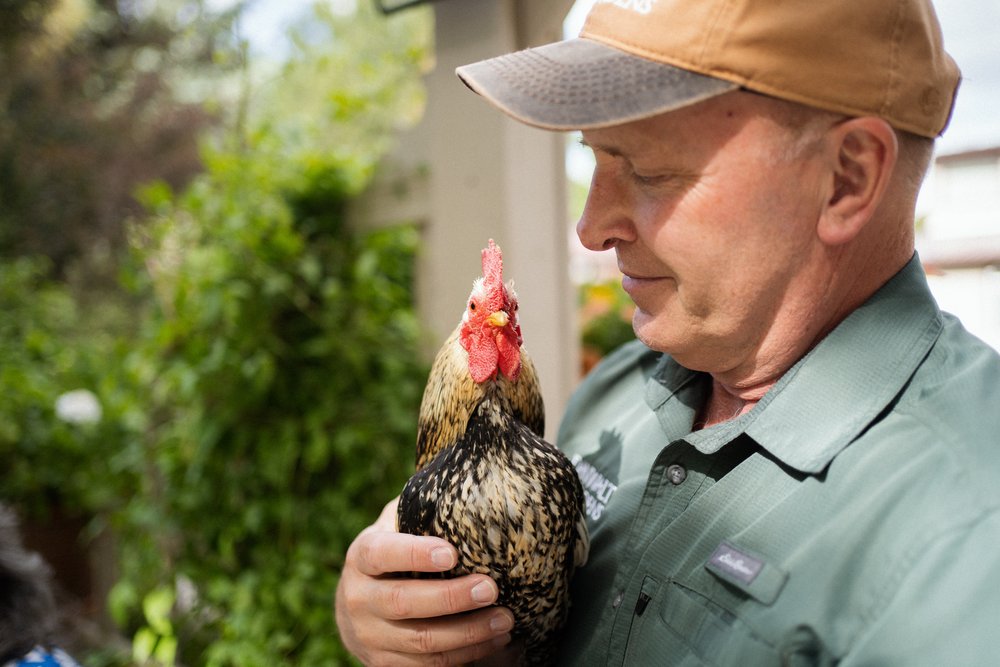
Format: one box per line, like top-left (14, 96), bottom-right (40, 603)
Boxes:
top-left (577, 136), bottom-right (626, 158)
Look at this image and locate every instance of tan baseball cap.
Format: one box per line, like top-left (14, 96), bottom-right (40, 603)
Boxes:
top-left (456, 0), bottom-right (961, 138)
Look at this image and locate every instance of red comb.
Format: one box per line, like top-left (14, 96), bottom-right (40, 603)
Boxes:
top-left (481, 239), bottom-right (504, 287)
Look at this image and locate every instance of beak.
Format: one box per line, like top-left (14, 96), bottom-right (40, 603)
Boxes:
top-left (486, 311), bottom-right (509, 328)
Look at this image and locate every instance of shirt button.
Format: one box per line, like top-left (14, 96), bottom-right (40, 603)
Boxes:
top-left (612, 591), bottom-right (624, 609)
top-left (666, 464), bottom-right (687, 485)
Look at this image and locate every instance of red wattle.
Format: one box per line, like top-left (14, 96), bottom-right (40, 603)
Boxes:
top-left (466, 330), bottom-right (500, 383)
top-left (496, 327), bottom-right (522, 381)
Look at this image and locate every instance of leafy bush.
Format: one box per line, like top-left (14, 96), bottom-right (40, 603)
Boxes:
top-left (103, 4), bottom-right (433, 664)
top-left (0, 257), bottom-right (127, 520)
top-left (1, 2), bottom-right (432, 662)
top-left (113, 157), bottom-right (426, 664)
top-left (0, 0), bottom-right (240, 275)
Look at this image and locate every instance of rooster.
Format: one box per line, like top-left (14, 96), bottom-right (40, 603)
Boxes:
top-left (397, 239), bottom-right (589, 665)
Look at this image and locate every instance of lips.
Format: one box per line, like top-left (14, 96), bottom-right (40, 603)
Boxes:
top-left (622, 274), bottom-right (664, 294)
top-left (618, 249), bottom-right (673, 294)
top-left (619, 262), bottom-right (671, 283)
top-left (621, 274), bottom-right (667, 297)
top-left (621, 271), bottom-right (663, 281)
top-left (619, 261), bottom-right (674, 302)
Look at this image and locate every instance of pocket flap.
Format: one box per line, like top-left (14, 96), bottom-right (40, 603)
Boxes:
top-left (703, 540), bottom-right (788, 605)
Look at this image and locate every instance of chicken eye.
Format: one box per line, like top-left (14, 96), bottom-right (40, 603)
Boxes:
top-left (469, 301), bottom-right (476, 311)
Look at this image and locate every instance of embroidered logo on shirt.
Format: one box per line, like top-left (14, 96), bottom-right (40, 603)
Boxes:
top-left (571, 453), bottom-right (618, 522)
top-left (707, 542), bottom-right (764, 585)
top-left (594, 0), bottom-right (658, 16)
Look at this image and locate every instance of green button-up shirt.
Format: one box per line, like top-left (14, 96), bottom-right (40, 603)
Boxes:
top-left (555, 256), bottom-right (1000, 665)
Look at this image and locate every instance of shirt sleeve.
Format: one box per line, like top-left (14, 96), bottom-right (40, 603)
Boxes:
top-left (842, 507), bottom-right (1000, 666)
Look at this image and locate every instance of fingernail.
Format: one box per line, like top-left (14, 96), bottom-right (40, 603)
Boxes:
top-left (490, 613), bottom-right (513, 633)
top-left (431, 547), bottom-right (454, 570)
top-left (471, 580), bottom-right (496, 604)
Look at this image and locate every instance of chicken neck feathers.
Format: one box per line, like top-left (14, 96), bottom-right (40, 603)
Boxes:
top-left (415, 323), bottom-right (544, 470)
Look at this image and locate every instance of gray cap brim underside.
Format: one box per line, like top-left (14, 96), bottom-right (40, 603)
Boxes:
top-left (456, 38), bottom-right (738, 131)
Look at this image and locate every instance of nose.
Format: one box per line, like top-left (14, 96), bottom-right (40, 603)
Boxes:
top-left (575, 169), bottom-right (636, 252)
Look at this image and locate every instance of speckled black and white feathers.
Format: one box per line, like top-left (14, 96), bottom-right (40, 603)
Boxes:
top-left (415, 323), bottom-right (544, 470)
top-left (398, 385), bottom-right (588, 665)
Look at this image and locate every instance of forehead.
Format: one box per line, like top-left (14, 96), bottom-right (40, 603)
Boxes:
top-left (581, 91), bottom-right (797, 162)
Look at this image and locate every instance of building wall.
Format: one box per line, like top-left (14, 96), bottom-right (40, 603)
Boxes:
top-left (924, 149), bottom-right (1000, 240)
top-left (352, 0), bottom-right (579, 438)
top-left (926, 268), bottom-right (1000, 350)
top-left (918, 148), bottom-right (1000, 351)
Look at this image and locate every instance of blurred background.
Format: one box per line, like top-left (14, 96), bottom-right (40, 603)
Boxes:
top-left (1, 0), bottom-right (996, 664)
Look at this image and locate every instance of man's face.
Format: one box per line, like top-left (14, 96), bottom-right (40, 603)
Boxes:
top-left (578, 91), bottom-right (830, 375)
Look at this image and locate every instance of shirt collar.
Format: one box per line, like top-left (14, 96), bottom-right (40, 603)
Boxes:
top-left (646, 255), bottom-right (944, 474)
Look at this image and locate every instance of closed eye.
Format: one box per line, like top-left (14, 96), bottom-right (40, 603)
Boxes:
top-left (629, 165), bottom-right (699, 191)
top-left (630, 171), bottom-right (671, 186)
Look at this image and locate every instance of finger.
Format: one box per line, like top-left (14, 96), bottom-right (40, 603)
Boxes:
top-left (436, 632), bottom-right (516, 666)
top-left (351, 529), bottom-right (458, 577)
top-left (371, 634), bottom-right (512, 667)
top-left (371, 574), bottom-right (501, 621)
top-left (370, 496), bottom-right (400, 531)
top-left (381, 606), bottom-right (515, 656)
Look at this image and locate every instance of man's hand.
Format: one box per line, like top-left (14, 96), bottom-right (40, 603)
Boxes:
top-left (335, 498), bottom-right (516, 665)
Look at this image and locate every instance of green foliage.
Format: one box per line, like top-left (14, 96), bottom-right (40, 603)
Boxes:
top-left (132, 587), bottom-right (179, 666)
top-left (0, 0), bottom-right (241, 275)
top-left (1, 0), bottom-right (432, 662)
top-left (117, 154), bottom-right (426, 665)
top-left (0, 256), bottom-right (130, 519)
top-left (103, 4), bottom-right (433, 664)
top-left (0, 0), bottom-right (58, 47)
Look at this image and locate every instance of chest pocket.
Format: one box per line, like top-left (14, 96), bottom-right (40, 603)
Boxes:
top-left (624, 545), bottom-right (838, 666)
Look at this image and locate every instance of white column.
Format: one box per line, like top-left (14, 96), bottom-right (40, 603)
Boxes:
top-left (420, 0), bottom-right (578, 437)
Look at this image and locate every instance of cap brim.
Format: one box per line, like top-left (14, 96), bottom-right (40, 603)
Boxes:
top-left (456, 38), bottom-right (738, 131)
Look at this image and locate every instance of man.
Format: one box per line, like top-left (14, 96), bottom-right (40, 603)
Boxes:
top-left (336, 0), bottom-right (1000, 664)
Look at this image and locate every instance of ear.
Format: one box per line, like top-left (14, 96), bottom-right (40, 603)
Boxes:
top-left (817, 118), bottom-right (898, 246)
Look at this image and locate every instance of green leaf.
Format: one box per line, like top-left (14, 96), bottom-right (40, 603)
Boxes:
top-left (142, 586), bottom-right (175, 636)
top-left (154, 636), bottom-right (178, 665)
top-left (133, 628), bottom-right (158, 663)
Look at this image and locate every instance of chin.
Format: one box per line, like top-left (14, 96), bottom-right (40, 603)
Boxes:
top-left (631, 308), bottom-right (676, 354)
top-left (632, 308), bottom-right (709, 369)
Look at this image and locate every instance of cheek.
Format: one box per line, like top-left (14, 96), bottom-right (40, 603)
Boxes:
top-left (635, 213), bottom-right (767, 329)
top-left (651, 169), bottom-right (805, 279)
top-left (641, 192), bottom-right (735, 296)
